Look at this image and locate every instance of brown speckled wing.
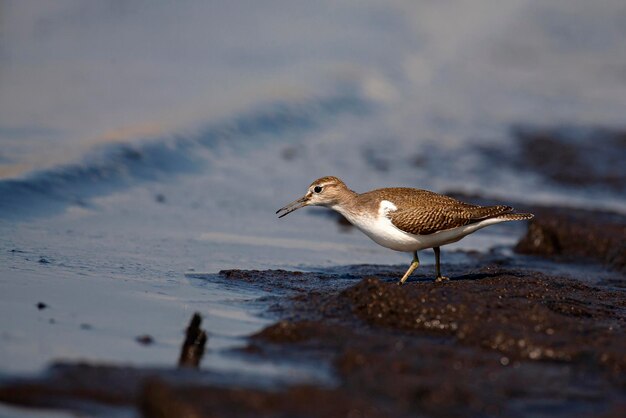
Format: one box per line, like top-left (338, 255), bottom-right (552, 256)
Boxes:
top-left (370, 188), bottom-right (512, 235)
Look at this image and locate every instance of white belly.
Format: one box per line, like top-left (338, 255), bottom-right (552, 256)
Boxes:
top-left (334, 202), bottom-right (510, 253)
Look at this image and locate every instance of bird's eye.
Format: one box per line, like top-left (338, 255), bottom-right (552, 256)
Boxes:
top-left (314, 186), bottom-right (322, 193)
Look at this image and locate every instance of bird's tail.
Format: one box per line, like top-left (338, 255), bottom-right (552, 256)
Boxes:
top-left (496, 213), bottom-right (534, 221)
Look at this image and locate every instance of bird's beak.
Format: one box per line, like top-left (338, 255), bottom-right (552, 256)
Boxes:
top-left (276, 196), bottom-right (309, 218)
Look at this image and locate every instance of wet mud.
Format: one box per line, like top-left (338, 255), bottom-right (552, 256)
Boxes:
top-left (2, 257), bottom-right (625, 417)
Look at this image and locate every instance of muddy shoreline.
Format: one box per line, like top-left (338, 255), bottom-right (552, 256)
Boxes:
top-left (1, 205), bottom-right (625, 417)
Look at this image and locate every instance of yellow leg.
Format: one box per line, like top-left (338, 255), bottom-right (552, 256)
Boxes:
top-left (398, 251), bottom-right (419, 285)
top-left (433, 247), bottom-right (449, 282)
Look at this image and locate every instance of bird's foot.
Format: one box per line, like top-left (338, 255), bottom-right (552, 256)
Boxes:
top-left (434, 276), bottom-right (449, 283)
top-left (397, 280), bottom-right (404, 286)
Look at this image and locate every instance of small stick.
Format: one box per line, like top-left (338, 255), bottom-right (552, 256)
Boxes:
top-left (178, 313), bottom-right (207, 368)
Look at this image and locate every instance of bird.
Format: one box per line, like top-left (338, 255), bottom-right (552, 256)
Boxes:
top-left (276, 176), bottom-right (533, 284)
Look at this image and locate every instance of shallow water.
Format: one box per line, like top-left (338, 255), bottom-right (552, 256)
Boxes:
top-left (1, 0), bottom-right (626, 381)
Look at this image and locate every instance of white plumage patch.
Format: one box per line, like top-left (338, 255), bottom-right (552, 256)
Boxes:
top-left (378, 200), bottom-right (397, 216)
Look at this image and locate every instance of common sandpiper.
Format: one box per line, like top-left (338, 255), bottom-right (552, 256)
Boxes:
top-left (276, 176), bottom-right (533, 284)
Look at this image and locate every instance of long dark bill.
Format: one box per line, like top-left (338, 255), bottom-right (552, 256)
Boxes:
top-left (276, 196), bottom-right (308, 218)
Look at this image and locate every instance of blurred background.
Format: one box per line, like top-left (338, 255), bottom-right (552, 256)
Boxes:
top-left (1, 0), bottom-right (625, 375)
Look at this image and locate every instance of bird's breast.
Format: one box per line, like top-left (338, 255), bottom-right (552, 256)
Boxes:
top-left (334, 200), bottom-right (424, 252)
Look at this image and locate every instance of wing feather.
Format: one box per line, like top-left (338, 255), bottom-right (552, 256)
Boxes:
top-left (373, 189), bottom-right (513, 235)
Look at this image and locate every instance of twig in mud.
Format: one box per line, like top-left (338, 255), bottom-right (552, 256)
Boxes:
top-left (178, 313), bottom-right (207, 368)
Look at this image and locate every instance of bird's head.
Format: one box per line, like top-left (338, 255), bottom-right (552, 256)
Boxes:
top-left (276, 176), bottom-right (350, 218)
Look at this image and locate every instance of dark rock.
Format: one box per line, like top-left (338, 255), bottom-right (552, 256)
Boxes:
top-left (36, 302), bottom-right (47, 310)
top-left (515, 209), bottom-right (626, 272)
